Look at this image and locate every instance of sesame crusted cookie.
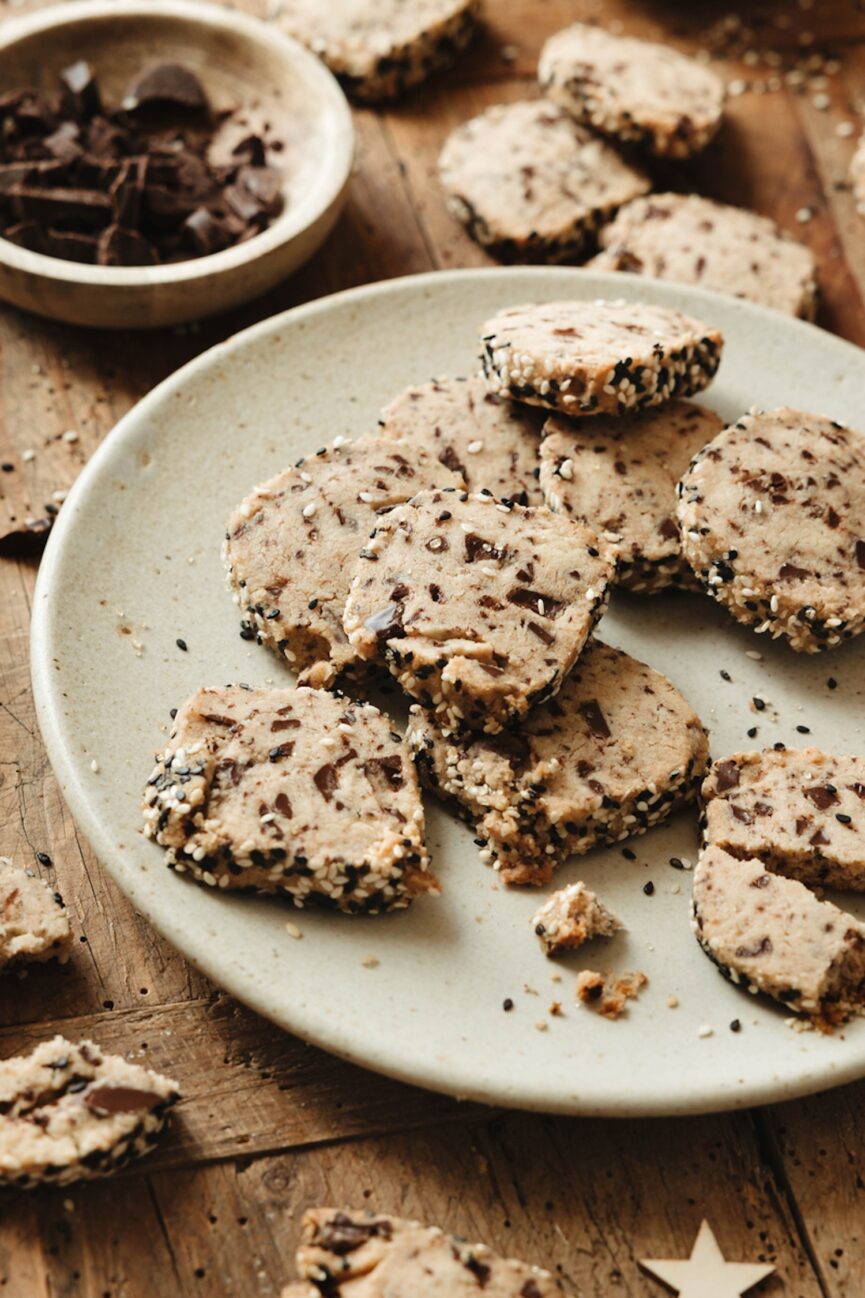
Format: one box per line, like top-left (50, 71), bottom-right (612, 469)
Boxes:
top-left (539, 23), bottom-right (725, 159)
top-left (676, 408), bottom-right (865, 653)
top-left (292, 1208), bottom-right (567, 1295)
top-left (378, 376), bottom-right (544, 507)
top-left (142, 685), bottom-right (437, 913)
top-left (0, 1036), bottom-right (179, 1188)
top-left (279, 0), bottom-right (479, 103)
top-left (480, 300), bottom-right (724, 417)
top-left (702, 747), bottom-right (865, 892)
top-left (0, 856), bottom-right (72, 970)
top-left (532, 881), bottom-right (622, 955)
top-left (438, 99), bottom-right (649, 262)
top-left (692, 845), bottom-right (865, 1028)
top-left (224, 436), bottom-right (463, 689)
top-left (591, 193), bottom-right (818, 319)
top-left (539, 401), bottom-right (723, 593)
top-left (408, 639), bottom-right (709, 884)
top-left (343, 488), bottom-right (614, 735)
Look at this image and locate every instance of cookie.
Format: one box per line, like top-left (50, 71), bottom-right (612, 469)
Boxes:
top-left (293, 1208), bottom-right (566, 1295)
top-left (224, 436), bottom-right (463, 689)
top-left (378, 376), bottom-right (544, 507)
top-left (408, 639), bottom-right (709, 884)
top-left (343, 488), bottom-right (614, 735)
top-left (539, 401), bottom-right (724, 593)
top-left (539, 23), bottom-right (725, 159)
top-left (143, 685), bottom-right (437, 913)
top-left (0, 1036), bottom-right (179, 1188)
top-left (677, 408), bottom-right (865, 653)
top-left (575, 969), bottom-right (647, 1018)
top-left (0, 856), bottom-right (72, 970)
top-left (279, 0), bottom-right (479, 102)
top-left (480, 300), bottom-right (724, 417)
top-left (692, 845), bottom-right (865, 1028)
top-left (532, 880), bottom-right (621, 955)
top-left (591, 193), bottom-right (818, 319)
top-left (702, 747), bottom-right (865, 892)
top-left (438, 99), bottom-right (649, 262)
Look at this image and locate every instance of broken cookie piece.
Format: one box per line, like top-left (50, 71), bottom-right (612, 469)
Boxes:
top-left (0, 856), bottom-right (72, 970)
top-left (0, 1036), bottom-right (179, 1188)
top-left (343, 488), bottom-right (614, 735)
top-left (533, 881), bottom-right (622, 955)
top-left (575, 969), bottom-right (648, 1018)
top-left (143, 685), bottom-right (437, 913)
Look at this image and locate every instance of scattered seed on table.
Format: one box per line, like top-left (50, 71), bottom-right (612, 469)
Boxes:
top-left (643, 881), bottom-right (655, 896)
top-left (176, 638), bottom-right (188, 651)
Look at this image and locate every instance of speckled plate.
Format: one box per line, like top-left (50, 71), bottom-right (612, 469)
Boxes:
top-left (31, 268), bottom-right (865, 1116)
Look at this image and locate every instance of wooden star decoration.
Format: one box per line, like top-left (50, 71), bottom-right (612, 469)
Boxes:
top-left (640, 1220), bottom-right (775, 1298)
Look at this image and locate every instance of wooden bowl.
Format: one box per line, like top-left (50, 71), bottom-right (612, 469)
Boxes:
top-left (0, 0), bottom-right (354, 328)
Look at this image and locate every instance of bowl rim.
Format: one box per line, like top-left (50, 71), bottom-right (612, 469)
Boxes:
top-left (0, 0), bottom-right (355, 287)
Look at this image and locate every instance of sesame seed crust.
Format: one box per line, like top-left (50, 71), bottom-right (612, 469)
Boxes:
top-left (676, 407), bottom-right (865, 653)
top-left (0, 1036), bottom-right (180, 1189)
top-left (539, 23), bottom-right (725, 159)
top-left (343, 488), bottom-right (615, 735)
top-left (0, 855), bottom-right (72, 970)
top-left (539, 401), bottom-right (723, 593)
top-left (142, 685), bottom-right (437, 914)
top-left (438, 99), bottom-right (649, 262)
top-left (479, 300), bottom-right (724, 418)
top-left (279, 0), bottom-right (479, 103)
top-left (408, 639), bottom-right (710, 884)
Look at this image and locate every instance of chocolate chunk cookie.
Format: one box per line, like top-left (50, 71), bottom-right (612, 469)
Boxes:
top-left (224, 436), bottom-right (463, 689)
top-left (540, 401), bottom-right (723, 592)
top-left (702, 747), bottom-right (865, 891)
top-left (0, 856), bottom-right (72, 970)
top-left (343, 488), bottom-right (614, 734)
top-left (0, 1036), bottom-right (179, 1188)
top-left (677, 408), bottom-right (865, 652)
top-left (532, 881), bottom-right (622, 955)
top-left (692, 845), bottom-right (865, 1028)
top-left (408, 639), bottom-right (709, 884)
top-left (480, 300), bottom-right (724, 416)
top-left (378, 376), bottom-right (544, 506)
top-left (438, 99), bottom-right (649, 262)
top-left (592, 193), bottom-right (818, 319)
top-left (539, 23), bottom-right (725, 159)
top-left (143, 685), bottom-right (437, 912)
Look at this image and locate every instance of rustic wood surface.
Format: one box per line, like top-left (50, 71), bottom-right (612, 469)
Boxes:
top-left (1, 1), bottom-right (864, 1294)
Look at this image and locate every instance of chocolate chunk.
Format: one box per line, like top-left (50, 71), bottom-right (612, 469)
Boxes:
top-left (714, 759), bottom-right (740, 792)
top-left (59, 61), bottom-right (102, 117)
top-left (579, 699), bottom-right (611, 739)
top-left (110, 156), bottom-right (148, 227)
top-left (804, 784), bottom-right (839, 811)
top-left (43, 121), bottom-right (83, 164)
top-left (506, 587), bottom-right (563, 618)
top-left (314, 763), bottom-right (339, 801)
top-left (464, 533), bottom-right (505, 563)
top-left (97, 224), bottom-right (157, 266)
top-left (84, 1084), bottom-right (161, 1115)
top-left (9, 185), bottom-right (112, 229)
top-left (365, 755), bottom-right (405, 790)
top-left (123, 62), bottom-right (208, 113)
top-left (182, 206), bottom-right (233, 256)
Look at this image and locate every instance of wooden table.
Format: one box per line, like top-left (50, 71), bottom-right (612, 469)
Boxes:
top-left (2, 2), bottom-right (864, 1293)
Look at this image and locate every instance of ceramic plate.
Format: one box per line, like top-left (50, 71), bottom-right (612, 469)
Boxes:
top-left (31, 269), bottom-right (865, 1116)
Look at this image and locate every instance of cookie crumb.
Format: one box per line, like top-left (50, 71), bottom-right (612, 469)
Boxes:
top-left (575, 969), bottom-right (648, 1018)
top-left (667, 994), bottom-right (679, 1009)
top-left (361, 955), bottom-right (380, 969)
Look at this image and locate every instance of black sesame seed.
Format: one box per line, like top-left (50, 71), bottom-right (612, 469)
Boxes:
top-left (1, 462), bottom-right (14, 473)
top-left (669, 857), bottom-right (684, 870)
top-left (747, 726), bottom-right (758, 739)
top-left (730, 1018), bottom-right (741, 1033)
top-left (170, 708), bottom-right (178, 719)
top-left (176, 638), bottom-right (188, 652)
top-left (827, 677), bottom-right (838, 690)
top-left (796, 724), bottom-right (810, 734)
top-left (643, 881), bottom-right (654, 895)
top-left (36, 851), bottom-right (52, 866)
top-left (720, 670), bottom-right (731, 682)
top-left (752, 696), bottom-right (765, 711)
top-left (502, 998), bottom-right (514, 1012)
top-left (836, 813), bottom-right (852, 824)
top-left (308, 598), bottom-right (318, 609)
top-left (622, 847), bottom-right (636, 860)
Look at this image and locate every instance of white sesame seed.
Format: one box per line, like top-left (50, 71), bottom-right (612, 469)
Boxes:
top-left (358, 491), bottom-right (374, 502)
top-left (21, 448), bottom-right (35, 462)
top-left (62, 429), bottom-right (79, 443)
top-left (467, 440), bottom-right (483, 454)
top-left (558, 459), bottom-right (574, 480)
top-left (812, 92), bottom-right (830, 110)
top-left (795, 206), bottom-right (814, 223)
top-left (90, 759), bottom-right (100, 773)
top-left (285, 921), bottom-right (303, 939)
top-left (302, 502), bottom-right (317, 518)
top-left (697, 1024), bottom-right (714, 1039)
top-left (836, 121), bottom-right (856, 137)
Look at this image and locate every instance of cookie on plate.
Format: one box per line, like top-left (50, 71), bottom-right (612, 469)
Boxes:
top-left (343, 488), bottom-right (614, 735)
top-left (438, 99), bottom-right (649, 262)
top-left (539, 401), bottom-right (723, 593)
top-left (292, 1207), bottom-right (566, 1295)
top-left (677, 407), bottom-right (865, 653)
top-left (143, 685), bottom-right (437, 913)
top-left (279, 0), bottom-right (479, 102)
top-left (408, 639), bottom-right (709, 884)
top-left (692, 845), bottom-right (865, 1028)
top-left (0, 856), bottom-right (72, 970)
top-left (592, 193), bottom-right (818, 319)
top-left (224, 436), bottom-right (463, 689)
top-left (532, 881), bottom-right (622, 955)
top-left (702, 748), bottom-right (865, 891)
top-left (480, 300), bottom-right (724, 417)
top-left (539, 23), bottom-right (725, 159)
top-left (0, 1036), bottom-right (179, 1188)
top-left (378, 376), bottom-right (544, 506)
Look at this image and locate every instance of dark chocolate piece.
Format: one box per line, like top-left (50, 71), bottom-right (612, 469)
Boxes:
top-left (122, 62), bottom-right (208, 113)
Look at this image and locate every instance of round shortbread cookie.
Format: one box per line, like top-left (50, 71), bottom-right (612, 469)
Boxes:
top-left (479, 300), bottom-right (724, 417)
top-left (378, 376), bottom-right (544, 506)
top-left (539, 23), bottom-right (725, 159)
top-left (143, 685), bottom-right (437, 912)
top-left (0, 856), bottom-right (72, 970)
top-left (279, 0), bottom-right (479, 102)
top-left (408, 638), bottom-right (709, 884)
top-left (343, 487), bottom-right (614, 735)
top-left (539, 401), bottom-right (723, 592)
top-left (224, 436), bottom-right (463, 688)
top-left (692, 845), bottom-right (865, 1028)
top-left (592, 193), bottom-right (818, 319)
top-left (677, 408), bottom-right (865, 653)
top-left (438, 99), bottom-right (649, 262)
